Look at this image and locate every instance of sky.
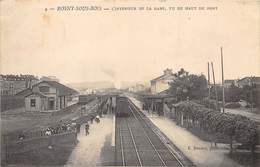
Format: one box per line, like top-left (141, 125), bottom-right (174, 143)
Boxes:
top-left (0, 0), bottom-right (259, 85)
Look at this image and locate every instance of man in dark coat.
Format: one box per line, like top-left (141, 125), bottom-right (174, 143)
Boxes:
top-left (85, 123), bottom-right (89, 135)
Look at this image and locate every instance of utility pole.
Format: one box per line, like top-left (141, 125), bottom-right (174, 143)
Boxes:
top-left (221, 47), bottom-right (225, 113)
top-left (208, 62), bottom-right (211, 109)
top-left (250, 76), bottom-right (254, 112)
top-left (211, 62), bottom-right (219, 110)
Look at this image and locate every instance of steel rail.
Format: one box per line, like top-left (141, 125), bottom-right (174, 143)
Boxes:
top-left (129, 106), bottom-right (167, 166)
top-left (128, 99), bottom-right (185, 167)
top-left (125, 117), bottom-right (143, 166)
top-left (119, 124), bottom-right (125, 166)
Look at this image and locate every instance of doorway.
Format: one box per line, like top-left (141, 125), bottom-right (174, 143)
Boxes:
top-left (48, 97), bottom-right (55, 110)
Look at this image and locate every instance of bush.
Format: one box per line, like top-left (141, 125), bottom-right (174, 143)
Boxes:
top-left (174, 101), bottom-right (258, 151)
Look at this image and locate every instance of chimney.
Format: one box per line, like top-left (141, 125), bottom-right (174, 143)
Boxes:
top-left (164, 68), bottom-right (173, 75)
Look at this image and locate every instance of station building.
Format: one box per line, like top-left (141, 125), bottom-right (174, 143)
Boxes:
top-left (150, 69), bottom-right (175, 94)
top-left (18, 81), bottom-right (78, 112)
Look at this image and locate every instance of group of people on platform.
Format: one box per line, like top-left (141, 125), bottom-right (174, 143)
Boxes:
top-left (18, 97), bottom-right (112, 140)
top-left (44, 122), bottom-right (75, 136)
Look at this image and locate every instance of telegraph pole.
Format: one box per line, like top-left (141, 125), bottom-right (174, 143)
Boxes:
top-left (221, 47), bottom-right (225, 113)
top-left (211, 62), bottom-right (219, 110)
top-left (208, 62), bottom-right (211, 109)
top-left (250, 76), bottom-right (254, 112)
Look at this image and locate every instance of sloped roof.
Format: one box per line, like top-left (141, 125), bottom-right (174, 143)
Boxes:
top-left (16, 88), bottom-right (32, 97)
top-left (151, 73), bottom-right (175, 82)
top-left (33, 81), bottom-right (78, 96)
top-left (158, 89), bottom-right (170, 95)
top-left (238, 77), bottom-right (260, 83)
top-left (25, 91), bottom-right (47, 98)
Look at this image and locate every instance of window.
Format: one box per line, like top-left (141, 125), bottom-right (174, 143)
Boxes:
top-left (39, 86), bottom-right (50, 93)
top-left (30, 99), bottom-right (36, 107)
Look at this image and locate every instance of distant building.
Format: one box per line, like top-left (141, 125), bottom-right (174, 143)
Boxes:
top-left (237, 77), bottom-right (260, 88)
top-left (224, 79), bottom-right (237, 88)
top-left (20, 81), bottom-right (78, 112)
top-left (128, 84), bottom-right (146, 92)
top-left (0, 74), bottom-right (39, 95)
top-left (40, 76), bottom-right (59, 82)
top-left (150, 69), bottom-right (175, 94)
top-left (236, 76), bottom-right (260, 109)
top-left (80, 88), bottom-right (96, 95)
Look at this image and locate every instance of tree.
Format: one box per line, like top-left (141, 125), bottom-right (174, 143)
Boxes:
top-left (211, 84), bottom-right (243, 103)
top-left (241, 84), bottom-right (258, 106)
top-left (169, 69), bottom-right (207, 101)
top-left (226, 83), bottom-right (243, 102)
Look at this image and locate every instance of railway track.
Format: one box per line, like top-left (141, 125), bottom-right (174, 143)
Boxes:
top-left (115, 97), bottom-right (194, 166)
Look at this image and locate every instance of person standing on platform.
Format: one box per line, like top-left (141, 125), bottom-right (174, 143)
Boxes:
top-left (85, 123), bottom-right (89, 135)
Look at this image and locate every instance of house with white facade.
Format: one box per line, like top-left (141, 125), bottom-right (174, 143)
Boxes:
top-left (21, 81), bottom-right (78, 112)
top-left (150, 69), bottom-right (175, 94)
